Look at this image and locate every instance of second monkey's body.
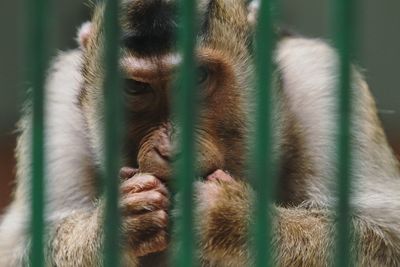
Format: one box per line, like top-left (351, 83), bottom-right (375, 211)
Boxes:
top-left (1, 0), bottom-right (400, 266)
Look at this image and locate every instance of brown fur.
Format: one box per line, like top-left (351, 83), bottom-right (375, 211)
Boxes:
top-left (1, 0), bottom-right (400, 266)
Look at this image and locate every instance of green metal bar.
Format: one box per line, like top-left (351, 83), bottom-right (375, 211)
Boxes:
top-left (332, 0), bottom-right (355, 266)
top-left (27, 0), bottom-right (50, 265)
top-left (102, 0), bottom-right (122, 266)
top-left (173, 0), bottom-right (198, 265)
top-left (252, 0), bottom-right (277, 266)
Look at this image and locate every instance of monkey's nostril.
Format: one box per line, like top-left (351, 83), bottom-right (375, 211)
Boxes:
top-left (154, 147), bottom-right (171, 162)
top-left (154, 147), bottom-right (181, 163)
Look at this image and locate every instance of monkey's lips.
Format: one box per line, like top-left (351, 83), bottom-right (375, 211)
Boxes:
top-left (138, 149), bottom-right (173, 182)
top-left (139, 147), bottom-right (225, 182)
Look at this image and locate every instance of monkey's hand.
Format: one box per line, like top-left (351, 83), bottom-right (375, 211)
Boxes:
top-left (119, 167), bottom-right (170, 257)
top-left (195, 171), bottom-right (345, 266)
top-left (195, 170), bottom-right (252, 265)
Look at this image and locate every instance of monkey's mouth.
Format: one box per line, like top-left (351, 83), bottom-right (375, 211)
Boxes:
top-left (138, 147), bottom-right (221, 183)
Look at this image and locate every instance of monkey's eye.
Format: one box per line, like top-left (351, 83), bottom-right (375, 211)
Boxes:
top-left (124, 79), bottom-right (153, 95)
top-left (197, 66), bottom-right (209, 85)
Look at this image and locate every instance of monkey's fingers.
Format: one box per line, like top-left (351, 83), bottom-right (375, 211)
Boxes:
top-left (122, 210), bottom-right (169, 256)
top-left (133, 230), bottom-right (168, 257)
top-left (120, 174), bottom-right (169, 196)
top-left (206, 169), bottom-right (235, 182)
top-left (120, 190), bottom-right (170, 215)
top-left (123, 210), bottom-right (168, 235)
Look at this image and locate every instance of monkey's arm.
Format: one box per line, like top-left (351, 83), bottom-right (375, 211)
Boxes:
top-left (49, 199), bottom-right (154, 267)
top-left (0, 50), bottom-right (168, 266)
top-left (49, 207), bottom-right (105, 266)
top-left (0, 174), bottom-right (167, 267)
top-left (195, 179), bottom-right (400, 267)
top-left (44, 172), bottom-right (169, 267)
top-left (0, 50), bottom-right (104, 266)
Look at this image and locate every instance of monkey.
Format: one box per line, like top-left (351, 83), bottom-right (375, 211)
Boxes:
top-left (1, 0), bottom-right (400, 266)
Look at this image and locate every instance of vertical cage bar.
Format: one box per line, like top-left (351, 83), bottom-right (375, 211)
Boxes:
top-left (252, 0), bottom-right (277, 266)
top-left (102, 0), bottom-right (122, 266)
top-left (27, 0), bottom-right (50, 265)
top-left (173, 0), bottom-right (197, 266)
top-left (332, 0), bottom-right (355, 266)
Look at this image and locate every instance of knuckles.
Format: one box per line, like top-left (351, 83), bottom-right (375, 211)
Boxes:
top-left (118, 168), bottom-right (170, 255)
top-left (116, 168), bottom-right (239, 256)
top-left (119, 170), bottom-right (170, 218)
top-left (120, 173), bottom-right (166, 195)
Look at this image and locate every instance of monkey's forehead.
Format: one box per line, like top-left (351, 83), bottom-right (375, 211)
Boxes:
top-left (118, 0), bottom-right (250, 56)
top-left (119, 47), bottom-right (228, 82)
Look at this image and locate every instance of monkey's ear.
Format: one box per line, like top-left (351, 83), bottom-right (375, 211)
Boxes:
top-left (247, 0), bottom-right (259, 26)
top-left (76, 22), bottom-right (92, 50)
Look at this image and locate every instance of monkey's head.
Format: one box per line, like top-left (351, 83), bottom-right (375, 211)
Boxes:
top-left (79, 0), bottom-right (257, 182)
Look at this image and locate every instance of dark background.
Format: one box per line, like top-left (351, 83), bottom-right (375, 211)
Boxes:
top-left (0, 1), bottom-right (399, 212)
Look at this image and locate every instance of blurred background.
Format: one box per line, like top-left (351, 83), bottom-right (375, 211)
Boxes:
top-left (0, 1), bottom-right (399, 212)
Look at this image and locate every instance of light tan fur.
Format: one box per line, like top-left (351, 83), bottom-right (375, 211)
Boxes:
top-left (1, 0), bottom-right (400, 266)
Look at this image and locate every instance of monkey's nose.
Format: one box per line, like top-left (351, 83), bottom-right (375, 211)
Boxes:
top-left (121, 0), bottom-right (177, 54)
top-left (154, 131), bottom-right (180, 162)
top-left (154, 146), bottom-right (171, 162)
top-left (154, 147), bottom-right (181, 163)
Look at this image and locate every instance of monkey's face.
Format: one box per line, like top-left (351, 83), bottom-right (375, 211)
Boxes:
top-left (81, 0), bottom-right (254, 181)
